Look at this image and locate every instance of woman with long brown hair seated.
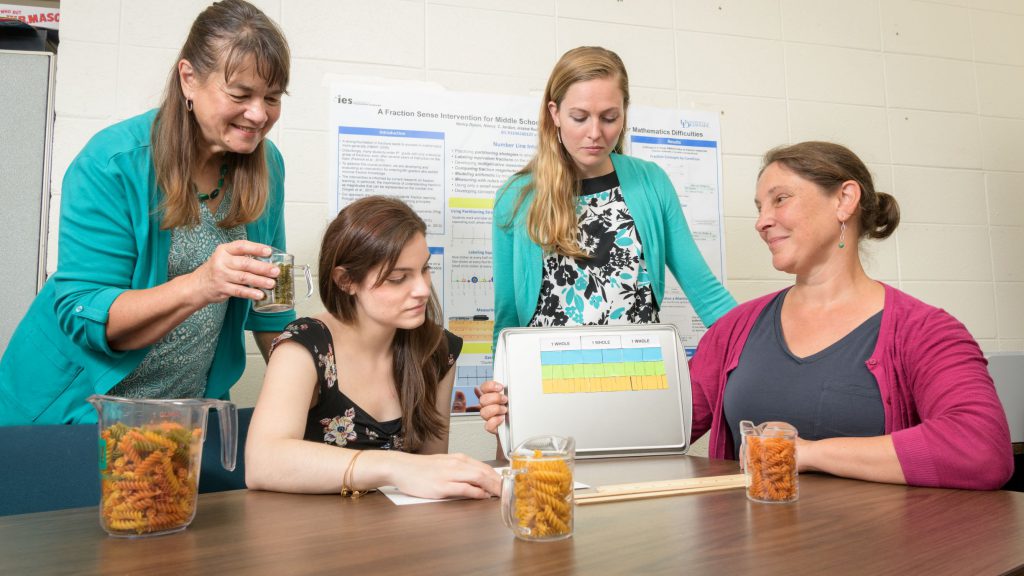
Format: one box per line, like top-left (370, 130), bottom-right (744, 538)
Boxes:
top-left (246, 196), bottom-right (499, 499)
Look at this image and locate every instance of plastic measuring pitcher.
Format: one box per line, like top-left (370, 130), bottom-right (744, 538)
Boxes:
top-left (87, 395), bottom-right (237, 537)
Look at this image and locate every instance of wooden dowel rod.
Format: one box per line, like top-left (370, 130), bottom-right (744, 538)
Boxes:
top-left (576, 483), bottom-right (744, 505)
top-left (582, 474), bottom-right (746, 498)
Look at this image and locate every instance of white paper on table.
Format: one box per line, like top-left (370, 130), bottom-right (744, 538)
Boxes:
top-left (380, 467), bottom-right (590, 506)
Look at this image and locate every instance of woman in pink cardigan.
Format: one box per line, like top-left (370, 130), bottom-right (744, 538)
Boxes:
top-left (689, 141), bottom-right (1013, 490)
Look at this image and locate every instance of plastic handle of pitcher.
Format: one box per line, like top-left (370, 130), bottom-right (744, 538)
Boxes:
top-left (499, 468), bottom-right (520, 529)
top-left (211, 400), bottom-right (238, 472)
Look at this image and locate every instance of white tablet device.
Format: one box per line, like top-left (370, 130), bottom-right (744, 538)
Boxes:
top-left (494, 324), bottom-right (692, 459)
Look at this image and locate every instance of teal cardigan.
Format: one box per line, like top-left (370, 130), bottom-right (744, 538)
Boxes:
top-left (0, 111), bottom-right (294, 425)
top-left (492, 153), bottom-right (736, 345)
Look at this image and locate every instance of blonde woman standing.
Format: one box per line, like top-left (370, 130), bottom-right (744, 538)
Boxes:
top-left (481, 47), bottom-right (736, 431)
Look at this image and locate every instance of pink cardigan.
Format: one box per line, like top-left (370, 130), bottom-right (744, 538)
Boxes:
top-left (689, 283), bottom-right (1013, 490)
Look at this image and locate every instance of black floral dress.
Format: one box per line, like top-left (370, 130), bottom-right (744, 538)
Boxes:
top-left (529, 171), bottom-right (660, 327)
top-left (270, 318), bottom-right (462, 451)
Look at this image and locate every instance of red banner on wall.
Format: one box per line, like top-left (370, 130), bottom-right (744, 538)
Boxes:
top-left (0, 5), bottom-right (60, 31)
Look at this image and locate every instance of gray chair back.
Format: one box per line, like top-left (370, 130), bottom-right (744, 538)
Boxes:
top-left (989, 352), bottom-right (1024, 492)
top-left (0, 407), bottom-right (254, 516)
top-left (0, 423), bottom-right (99, 516)
top-left (989, 353), bottom-right (1024, 444)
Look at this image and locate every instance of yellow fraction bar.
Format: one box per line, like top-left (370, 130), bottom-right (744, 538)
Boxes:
top-left (462, 342), bottom-right (491, 355)
top-left (540, 374), bottom-right (669, 394)
top-left (448, 197), bottom-right (494, 209)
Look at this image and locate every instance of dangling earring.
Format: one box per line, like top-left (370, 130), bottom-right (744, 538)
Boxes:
top-left (838, 221), bottom-right (847, 249)
top-left (186, 98), bottom-right (194, 112)
top-left (556, 128), bottom-right (562, 145)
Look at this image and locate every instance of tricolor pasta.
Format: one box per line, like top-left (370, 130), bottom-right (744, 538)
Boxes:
top-left (99, 422), bottom-right (202, 536)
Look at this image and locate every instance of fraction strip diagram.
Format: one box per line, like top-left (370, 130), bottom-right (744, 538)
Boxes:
top-left (539, 334), bottom-right (668, 394)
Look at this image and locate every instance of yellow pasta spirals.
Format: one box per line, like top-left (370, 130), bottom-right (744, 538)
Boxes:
top-left (512, 450), bottom-right (573, 538)
top-left (746, 435), bottom-right (797, 502)
top-left (99, 422), bottom-right (202, 536)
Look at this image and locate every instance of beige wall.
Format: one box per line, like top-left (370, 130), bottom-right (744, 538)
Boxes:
top-left (50, 0), bottom-right (1024, 459)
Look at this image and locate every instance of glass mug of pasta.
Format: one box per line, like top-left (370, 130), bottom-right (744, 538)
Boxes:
top-left (500, 435), bottom-right (575, 541)
top-left (87, 395), bottom-right (238, 537)
top-left (739, 420), bottom-right (799, 504)
top-left (252, 249), bottom-right (313, 313)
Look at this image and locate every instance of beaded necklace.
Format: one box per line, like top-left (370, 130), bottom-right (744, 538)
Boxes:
top-left (197, 163), bottom-right (229, 202)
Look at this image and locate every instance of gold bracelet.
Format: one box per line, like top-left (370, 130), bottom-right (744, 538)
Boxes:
top-left (341, 450), bottom-right (368, 498)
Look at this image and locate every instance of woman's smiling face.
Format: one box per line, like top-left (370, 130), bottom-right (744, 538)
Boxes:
top-left (182, 55), bottom-right (283, 157)
top-left (755, 161), bottom-right (846, 276)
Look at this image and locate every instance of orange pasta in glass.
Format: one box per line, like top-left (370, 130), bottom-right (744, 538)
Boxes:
top-left (510, 449), bottom-right (573, 539)
top-left (745, 434), bottom-right (798, 503)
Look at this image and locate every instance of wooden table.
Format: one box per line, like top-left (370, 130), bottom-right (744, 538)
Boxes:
top-left (2, 456), bottom-right (1023, 575)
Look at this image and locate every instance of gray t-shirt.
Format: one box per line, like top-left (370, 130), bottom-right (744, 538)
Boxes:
top-left (723, 289), bottom-right (884, 455)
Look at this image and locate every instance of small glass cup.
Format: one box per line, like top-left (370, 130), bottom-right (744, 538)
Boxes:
top-left (501, 435), bottom-right (575, 541)
top-left (740, 420), bottom-right (799, 504)
top-left (252, 249), bottom-right (313, 313)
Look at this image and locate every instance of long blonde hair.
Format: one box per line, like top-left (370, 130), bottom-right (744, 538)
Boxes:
top-left (152, 0), bottom-right (290, 230)
top-left (504, 46), bottom-right (629, 258)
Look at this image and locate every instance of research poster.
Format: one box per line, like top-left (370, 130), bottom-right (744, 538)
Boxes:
top-left (329, 83), bottom-right (725, 414)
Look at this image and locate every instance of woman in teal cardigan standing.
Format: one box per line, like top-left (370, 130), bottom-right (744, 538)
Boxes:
top-left (0, 0), bottom-right (293, 424)
top-left (482, 46), bottom-right (736, 432)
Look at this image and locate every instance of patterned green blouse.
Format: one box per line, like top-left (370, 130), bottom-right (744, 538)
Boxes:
top-left (110, 191), bottom-right (246, 399)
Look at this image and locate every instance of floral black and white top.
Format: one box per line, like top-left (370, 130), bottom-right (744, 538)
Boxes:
top-left (270, 318), bottom-right (462, 451)
top-left (528, 171), bottom-right (660, 327)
